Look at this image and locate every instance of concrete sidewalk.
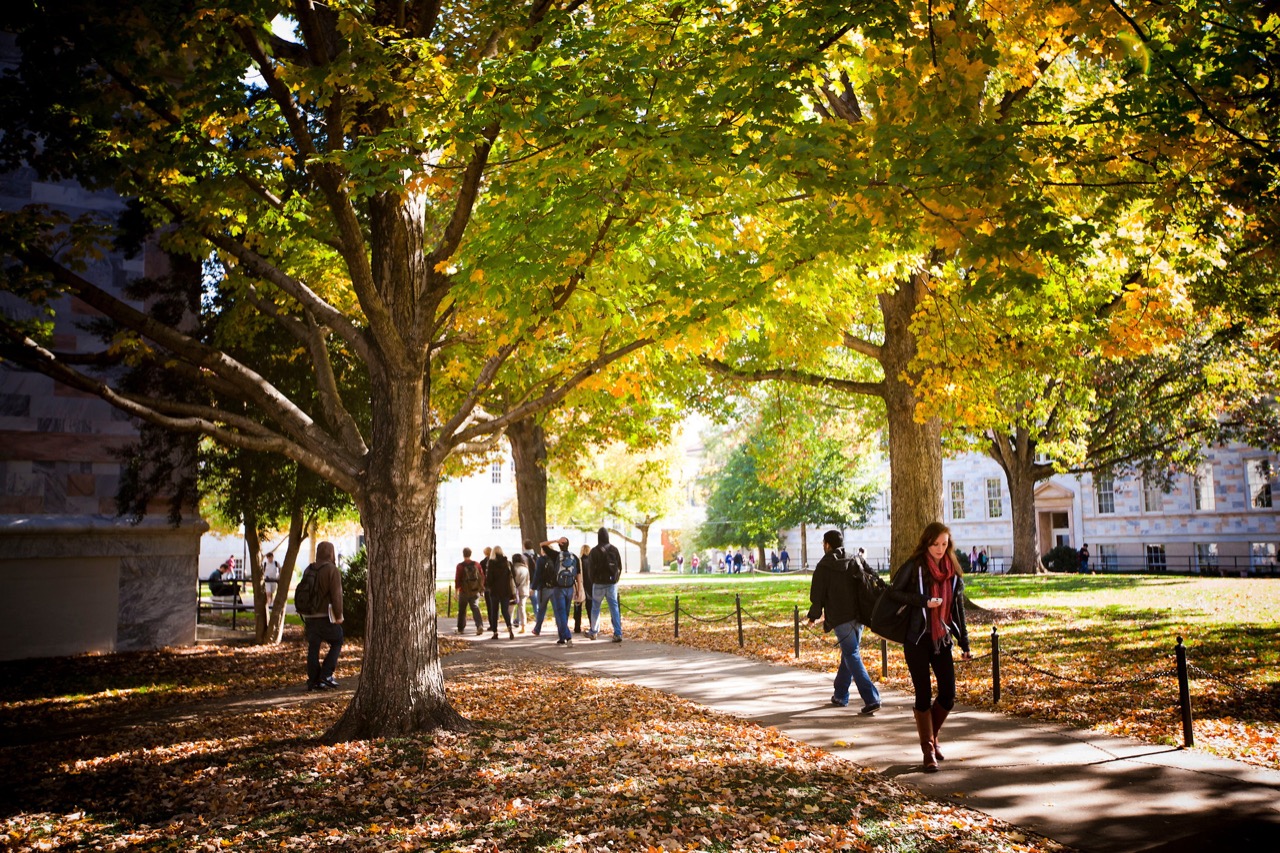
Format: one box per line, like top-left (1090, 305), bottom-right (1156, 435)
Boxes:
top-left (449, 631), bottom-right (1280, 853)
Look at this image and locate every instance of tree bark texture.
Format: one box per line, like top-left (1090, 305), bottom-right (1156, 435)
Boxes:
top-left (879, 277), bottom-right (944, 571)
top-left (637, 522), bottom-right (651, 572)
top-left (508, 417), bottom-right (549, 550)
top-left (328, 374), bottom-right (468, 741)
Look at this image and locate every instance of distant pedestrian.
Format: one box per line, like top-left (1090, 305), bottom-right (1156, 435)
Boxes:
top-left (808, 530), bottom-right (881, 715)
top-left (748, 552), bottom-right (756, 571)
top-left (532, 545), bottom-right (557, 636)
top-left (262, 551), bottom-right (280, 608)
top-left (573, 543), bottom-right (592, 634)
top-left (780, 548), bottom-right (790, 571)
top-left (541, 537), bottom-right (580, 646)
top-left (770, 551), bottom-right (780, 572)
top-left (1078, 544), bottom-right (1091, 575)
top-left (677, 554), bottom-right (684, 572)
top-left (299, 541), bottom-right (344, 691)
top-left (733, 550), bottom-right (744, 573)
top-left (969, 546), bottom-right (978, 571)
top-left (588, 527), bottom-right (624, 643)
top-left (454, 547), bottom-right (485, 635)
top-left (484, 546), bottom-right (516, 639)
top-left (523, 539), bottom-right (540, 619)
top-left (886, 522), bottom-right (971, 773)
top-left (691, 555), bottom-right (701, 573)
top-left (511, 553), bottom-right (531, 633)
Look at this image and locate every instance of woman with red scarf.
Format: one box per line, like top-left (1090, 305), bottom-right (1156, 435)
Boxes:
top-left (886, 521), bottom-right (971, 772)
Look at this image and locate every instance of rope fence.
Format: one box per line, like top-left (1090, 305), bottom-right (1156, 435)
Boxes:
top-left (612, 592), bottom-right (1249, 749)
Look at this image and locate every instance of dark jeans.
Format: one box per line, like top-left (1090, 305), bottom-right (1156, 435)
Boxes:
top-left (457, 594), bottom-right (482, 632)
top-left (903, 635), bottom-right (956, 712)
top-left (304, 617), bottom-right (343, 686)
top-left (485, 589), bottom-right (512, 633)
top-left (572, 595), bottom-right (593, 633)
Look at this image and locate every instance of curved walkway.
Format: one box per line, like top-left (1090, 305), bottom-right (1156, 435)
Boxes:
top-left (449, 631), bottom-right (1280, 853)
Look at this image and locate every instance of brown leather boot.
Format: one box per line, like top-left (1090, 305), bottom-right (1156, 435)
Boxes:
top-left (930, 703), bottom-right (950, 761)
top-left (913, 709), bottom-right (938, 772)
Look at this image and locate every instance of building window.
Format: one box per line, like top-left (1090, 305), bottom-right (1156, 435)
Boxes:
top-left (491, 462), bottom-right (502, 484)
top-left (1193, 464), bottom-right (1216, 511)
top-left (1246, 459), bottom-right (1274, 509)
top-left (1096, 475), bottom-right (1115, 514)
top-left (1145, 543), bottom-right (1167, 571)
top-left (491, 505), bottom-right (502, 529)
top-left (878, 490), bottom-right (891, 522)
top-left (1095, 544), bottom-right (1118, 572)
top-left (1251, 542), bottom-right (1277, 574)
top-left (458, 506), bottom-right (464, 529)
top-left (1195, 543), bottom-right (1218, 574)
top-left (986, 478), bottom-right (1004, 519)
top-left (949, 481), bottom-right (965, 520)
top-left (1142, 476), bottom-right (1164, 513)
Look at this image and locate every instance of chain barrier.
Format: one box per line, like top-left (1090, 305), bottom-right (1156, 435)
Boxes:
top-left (1001, 651), bottom-right (1175, 689)
top-left (1187, 662), bottom-right (1255, 696)
top-left (680, 608), bottom-right (738, 624)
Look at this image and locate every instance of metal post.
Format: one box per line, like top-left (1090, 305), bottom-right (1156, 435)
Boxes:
top-left (880, 638), bottom-right (888, 677)
top-left (447, 585), bottom-right (452, 618)
top-left (992, 626), bottom-right (1001, 705)
top-left (794, 606), bottom-right (800, 658)
top-left (674, 595), bottom-right (680, 639)
top-left (1176, 635), bottom-right (1194, 747)
top-left (736, 593), bottom-right (744, 648)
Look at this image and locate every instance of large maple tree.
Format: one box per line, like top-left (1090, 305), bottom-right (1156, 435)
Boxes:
top-left (0, 0), bottom-right (892, 738)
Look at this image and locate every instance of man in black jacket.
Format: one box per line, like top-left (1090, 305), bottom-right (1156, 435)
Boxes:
top-left (587, 527), bottom-right (624, 642)
top-left (807, 530), bottom-right (882, 714)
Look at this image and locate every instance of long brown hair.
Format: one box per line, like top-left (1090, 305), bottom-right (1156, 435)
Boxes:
top-left (903, 522), bottom-right (962, 574)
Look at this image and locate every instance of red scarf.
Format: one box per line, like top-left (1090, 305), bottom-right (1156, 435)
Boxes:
top-left (925, 553), bottom-right (955, 648)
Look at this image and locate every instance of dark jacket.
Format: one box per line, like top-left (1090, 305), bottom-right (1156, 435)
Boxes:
top-left (886, 559), bottom-right (969, 653)
top-left (536, 548), bottom-right (560, 590)
top-left (588, 527), bottom-right (623, 585)
top-left (484, 554), bottom-right (515, 599)
top-left (301, 560), bottom-right (343, 622)
top-left (806, 548), bottom-right (861, 632)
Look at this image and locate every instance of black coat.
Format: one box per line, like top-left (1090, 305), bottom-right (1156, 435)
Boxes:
top-left (806, 548), bottom-right (863, 631)
top-left (485, 554), bottom-right (515, 599)
top-left (886, 559), bottom-right (970, 653)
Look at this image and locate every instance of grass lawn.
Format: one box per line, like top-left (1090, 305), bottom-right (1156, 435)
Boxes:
top-left (0, 631), bottom-right (1067, 852)
top-left (609, 574), bottom-right (1280, 769)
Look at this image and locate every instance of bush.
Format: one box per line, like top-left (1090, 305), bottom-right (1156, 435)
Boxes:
top-left (1041, 544), bottom-right (1080, 573)
top-left (956, 551), bottom-right (971, 573)
top-left (342, 547), bottom-right (368, 638)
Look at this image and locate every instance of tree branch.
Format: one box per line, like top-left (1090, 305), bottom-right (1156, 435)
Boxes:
top-left (700, 357), bottom-right (886, 399)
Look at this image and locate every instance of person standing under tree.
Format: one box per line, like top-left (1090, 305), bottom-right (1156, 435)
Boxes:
top-left (511, 552), bottom-right (531, 633)
top-left (454, 547), bottom-right (485, 635)
top-left (780, 547), bottom-right (790, 571)
top-left (299, 541), bottom-right (344, 691)
top-left (541, 537), bottom-right (580, 646)
top-left (588, 527), bottom-right (624, 643)
top-left (262, 550), bottom-right (280, 608)
top-left (807, 530), bottom-right (881, 715)
top-left (885, 522), bottom-right (971, 773)
top-left (573, 543), bottom-right (592, 634)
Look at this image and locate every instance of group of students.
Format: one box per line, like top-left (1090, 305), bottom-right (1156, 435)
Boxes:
top-left (808, 521), bottom-right (970, 773)
top-left (454, 527), bottom-right (624, 646)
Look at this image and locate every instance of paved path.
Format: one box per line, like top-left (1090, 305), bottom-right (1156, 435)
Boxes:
top-left (448, 632), bottom-right (1280, 853)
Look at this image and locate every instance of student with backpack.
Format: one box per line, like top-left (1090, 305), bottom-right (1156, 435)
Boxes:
top-left (295, 541), bottom-right (344, 691)
top-left (540, 537), bottom-right (580, 646)
top-left (806, 530), bottom-right (882, 715)
top-left (587, 527), bottom-right (624, 642)
top-left (484, 545), bottom-right (517, 640)
top-left (454, 547), bottom-right (485, 635)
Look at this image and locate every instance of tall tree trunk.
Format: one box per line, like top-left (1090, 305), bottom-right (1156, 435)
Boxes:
top-left (262, 482), bottom-right (309, 644)
top-left (509, 417), bottom-right (548, 549)
top-left (879, 275), bottom-right (944, 571)
top-left (988, 428), bottom-right (1050, 575)
top-left (800, 522), bottom-right (808, 570)
top-left (328, 374), bottom-right (468, 741)
top-left (637, 522), bottom-right (651, 572)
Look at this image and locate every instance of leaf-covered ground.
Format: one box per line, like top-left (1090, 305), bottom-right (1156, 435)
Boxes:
top-left (0, 633), bottom-right (1069, 852)
top-left (612, 575), bottom-right (1280, 770)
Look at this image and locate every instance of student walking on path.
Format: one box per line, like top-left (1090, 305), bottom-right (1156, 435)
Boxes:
top-left (484, 546), bottom-right (516, 639)
top-left (454, 548), bottom-right (485, 635)
top-left (886, 521), bottom-right (971, 772)
top-left (807, 529), bottom-right (881, 715)
top-left (588, 527), bottom-right (624, 642)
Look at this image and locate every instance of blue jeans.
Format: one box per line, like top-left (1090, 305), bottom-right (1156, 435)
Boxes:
top-left (533, 588), bottom-right (552, 634)
top-left (832, 620), bottom-right (880, 707)
top-left (590, 582), bottom-right (622, 638)
top-left (549, 586), bottom-right (574, 641)
top-left (304, 617), bottom-right (343, 686)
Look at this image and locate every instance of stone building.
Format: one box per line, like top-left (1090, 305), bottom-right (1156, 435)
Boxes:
top-left (813, 442), bottom-right (1280, 574)
top-left (0, 34), bottom-right (204, 660)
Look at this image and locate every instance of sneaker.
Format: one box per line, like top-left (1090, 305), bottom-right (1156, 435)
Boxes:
top-left (859, 702), bottom-right (882, 716)
top-left (612, 636), bottom-right (622, 643)
top-left (830, 697), bottom-right (849, 707)
top-left (306, 682), bottom-right (322, 692)
top-left (587, 631), bottom-right (598, 640)
top-left (556, 639), bottom-right (566, 646)
top-left (475, 628), bottom-right (484, 636)
top-left (508, 628), bottom-right (515, 639)
top-left (490, 632), bottom-right (500, 640)
top-left (564, 638), bottom-right (573, 646)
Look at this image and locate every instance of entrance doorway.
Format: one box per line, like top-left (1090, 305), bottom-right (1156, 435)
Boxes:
top-left (1050, 512), bottom-right (1071, 548)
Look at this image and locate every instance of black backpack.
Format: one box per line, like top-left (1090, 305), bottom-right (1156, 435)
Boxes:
top-left (603, 545), bottom-right (622, 584)
top-left (842, 557), bottom-right (887, 626)
top-left (294, 563), bottom-right (325, 615)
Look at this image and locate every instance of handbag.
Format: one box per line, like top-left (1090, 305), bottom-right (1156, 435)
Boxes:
top-left (869, 588), bottom-right (911, 644)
